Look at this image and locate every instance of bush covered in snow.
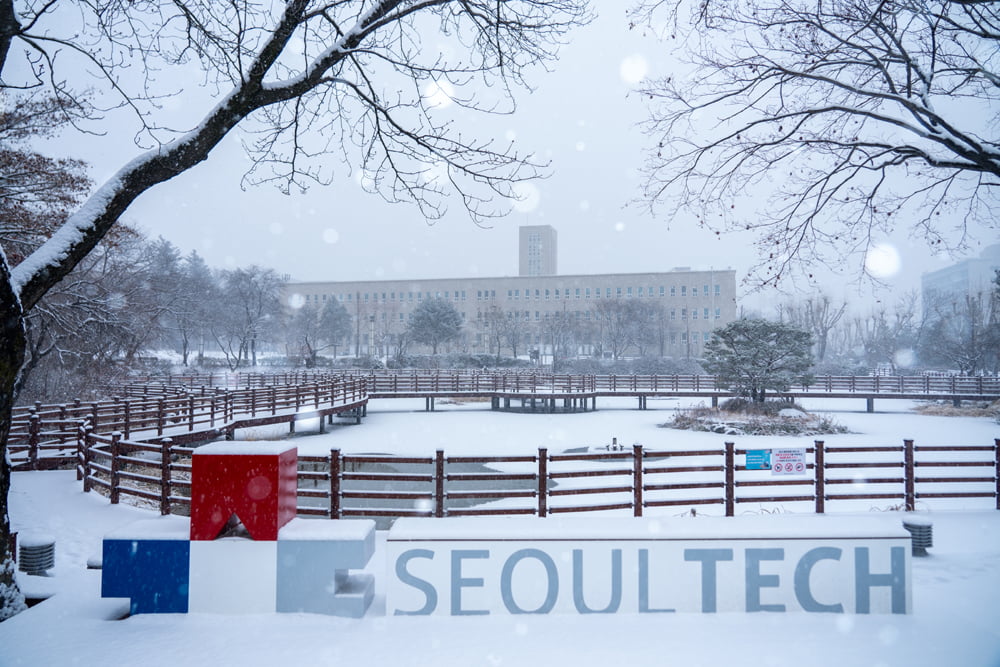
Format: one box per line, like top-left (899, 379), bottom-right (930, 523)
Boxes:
top-left (662, 400), bottom-right (849, 436)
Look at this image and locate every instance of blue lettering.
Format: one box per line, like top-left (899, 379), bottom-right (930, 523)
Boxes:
top-left (572, 549), bottom-right (622, 614)
top-left (638, 549), bottom-right (675, 613)
top-left (451, 550), bottom-right (490, 616)
top-left (501, 549), bottom-right (558, 614)
top-left (684, 548), bottom-right (733, 613)
top-left (855, 546), bottom-right (907, 614)
top-left (794, 547), bottom-right (843, 613)
top-left (394, 549), bottom-right (437, 616)
top-left (745, 548), bottom-right (785, 612)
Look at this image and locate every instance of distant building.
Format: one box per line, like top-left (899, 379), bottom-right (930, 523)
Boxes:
top-left (922, 243), bottom-right (1000, 312)
top-left (285, 227), bottom-right (737, 359)
top-left (518, 225), bottom-right (557, 276)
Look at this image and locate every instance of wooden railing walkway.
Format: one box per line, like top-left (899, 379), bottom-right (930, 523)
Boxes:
top-left (9, 371), bottom-right (999, 469)
top-left (75, 436), bottom-right (1000, 520)
top-left (9, 378), bottom-right (367, 470)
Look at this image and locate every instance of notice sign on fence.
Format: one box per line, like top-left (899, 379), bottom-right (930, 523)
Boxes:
top-left (745, 450), bottom-right (771, 470)
top-left (772, 448), bottom-right (807, 475)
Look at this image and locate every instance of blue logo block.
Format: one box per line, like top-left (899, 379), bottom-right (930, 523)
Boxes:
top-left (102, 538), bottom-right (190, 614)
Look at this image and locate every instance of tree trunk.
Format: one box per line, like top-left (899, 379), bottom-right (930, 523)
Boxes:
top-left (0, 264), bottom-right (28, 620)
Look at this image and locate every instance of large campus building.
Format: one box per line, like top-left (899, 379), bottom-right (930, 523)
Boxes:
top-left (285, 225), bottom-right (738, 359)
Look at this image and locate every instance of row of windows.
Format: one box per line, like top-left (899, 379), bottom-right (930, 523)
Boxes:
top-left (476, 308), bottom-right (722, 322)
top-left (472, 331), bottom-right (714, 346)
top-left (492, 284), bottom-right (723, 301)
top-left (303, 283), bottom-right (725, 305)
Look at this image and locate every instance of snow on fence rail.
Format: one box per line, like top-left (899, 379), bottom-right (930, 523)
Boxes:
top-left (8, 378), bottom-right (368, 469)
top-left (72, 437), bottom-right (1000, 520)
top-left (121, 371), bottom-right (1000, 396)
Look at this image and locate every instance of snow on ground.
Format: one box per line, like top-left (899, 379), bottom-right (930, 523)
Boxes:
top-left (2, 398), bottom-right (1000, 666)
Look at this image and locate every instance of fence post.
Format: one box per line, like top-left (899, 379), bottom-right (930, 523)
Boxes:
top-left (160, 439), bottom-right (173, 516)
top-left (538, 447), bottom-right (548, 518)
top-left (330, 448), bottom-right (341, 519)
top-left (75, 420), bottom-right (86, 482)
top-left (994, 439), bottom-right (999, 512)
top-left (27, 412), bottom-right (39, 470)
top-left (110, 432), bottom-right (122, 505)
top-left (157, 398), bottom-right (165, 436)
top-left (82, 425), bottom-right (93, 492)
top-left (814, 440), bottom-right (825, 514)
top-left (633, 443), bottom-right (643, 517)
top-left (724, 441), bottom-right (735, 517)
top-left (123, 400), bottom-right (131, 440)
top-left (188, 395), bottom-right (195, 431)
top-left (435, 450), bottom-right (445, 518)
top-left (904, 439), bottom-right (915, 512)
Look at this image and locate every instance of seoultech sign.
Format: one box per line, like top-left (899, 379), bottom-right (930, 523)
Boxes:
top-left (387, 516), bottom-right (911, 616)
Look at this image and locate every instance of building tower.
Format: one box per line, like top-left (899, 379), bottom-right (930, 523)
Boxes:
top-left (519, 225), bottom-right (557, 277)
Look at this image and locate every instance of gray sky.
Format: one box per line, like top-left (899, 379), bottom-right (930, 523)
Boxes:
top-left (28, 6), bottom-right (996, 311)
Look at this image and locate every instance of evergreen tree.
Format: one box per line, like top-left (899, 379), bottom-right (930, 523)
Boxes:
top-left (406, 298), bottom-right (463, 354)
top-left (704, 318), bottom-right (814, 403)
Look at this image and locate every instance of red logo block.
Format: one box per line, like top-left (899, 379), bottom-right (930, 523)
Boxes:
top-left (190, 442), bottom-right (298, 541)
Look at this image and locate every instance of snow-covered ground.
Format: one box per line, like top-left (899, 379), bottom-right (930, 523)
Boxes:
top-left (3, 398), bottom-right (999, 666)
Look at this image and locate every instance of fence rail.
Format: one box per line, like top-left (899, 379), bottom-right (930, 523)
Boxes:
top-left (121, 370), bottom-right (1000, 396)
top-left (10, 371), bottom-right (999, 470)
top-left (73, 433), bottom-right (1000, 520)
top-left (9, 378), bottom-right (367, 470)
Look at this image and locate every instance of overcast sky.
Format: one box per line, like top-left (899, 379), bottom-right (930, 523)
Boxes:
top-left (27, 5), bottom-right (997, 312)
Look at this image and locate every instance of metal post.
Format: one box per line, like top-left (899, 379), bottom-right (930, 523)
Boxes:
top-left (110, 432), bottom-right (122, 505)
top-left (904, 439), bottom-right (915, 512)
top-left (538, 447), bottom-right (548, 518)
top-left (724, 441), bottom-right (735, 517)
top-left (435, 449), bottom-right (446, 518)
top-left (814, 440), bottom-right (825, 514)
top-left (633, 443), bottom-right (643, 517)
top-left (160, 439), bottom-right (172, 516)
top-left (330, 449), bottom-right (341, 519)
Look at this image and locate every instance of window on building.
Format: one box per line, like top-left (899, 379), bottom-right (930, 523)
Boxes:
top-left (704, 308), bottom-right (709, 319)
top-left (545, 289), bottom-right (550, 300)
top-left (638, 287), bottom-right (644, 297)
top-left (670, 286), bottom-right (676, 297)
top-left (606, 288), bottom-right (611, 298)
top-left (585, 288), bottom-right (591, 298)
top-left (670, 309), bottom-right (676, 320)
top-left (715, 308), bottom-right (721, 319)
top-left (715, 285), bottom-right (721, 296)
top-left (575, 288), bottom-right (581, 299)
top-left (627, 287), bottom-right (633, 297)
top-left (693, 309), bottom-right (699, 320)
top-left (703, 285), bottom-right (709, 296)
top-left (681, 308), bottom-right (687, 319)
top-left (555, 289), bottom-right (560, 299)
top-left (681, 286), bottom-right (686, 297)
top-left (616, 287), bottom-right (622, 297)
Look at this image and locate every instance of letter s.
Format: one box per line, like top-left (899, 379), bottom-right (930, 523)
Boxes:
top-left (394, 549), bottom-right (437, 615)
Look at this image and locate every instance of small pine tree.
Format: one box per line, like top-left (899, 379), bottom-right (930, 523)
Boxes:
top-left (704, 318), bottom-right (814, 403)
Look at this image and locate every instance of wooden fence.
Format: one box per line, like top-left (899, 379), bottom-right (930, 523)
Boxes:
top-left (9, 378), bottom-right (367, 470)
top-left (123, 370), bottom-right (1000, 396)
top-left (74, 434), bottom-right (1000, 520)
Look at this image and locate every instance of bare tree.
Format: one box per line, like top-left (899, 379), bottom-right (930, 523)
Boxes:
top-left (920, 288), bottom-right (1000, 374)
top-left (636, 0), bottom-right (999, 285)
top-left (0, 0), bottom-right (589, 617)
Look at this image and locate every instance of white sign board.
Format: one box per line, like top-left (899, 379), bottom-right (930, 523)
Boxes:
top-left (771, 448), bottom-right (807, 475)
top-left (387, 517), bottom-right (911, 616)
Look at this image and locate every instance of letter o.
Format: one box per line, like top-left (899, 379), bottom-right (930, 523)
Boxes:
top-left (500, 549), bottom-right (558, 614)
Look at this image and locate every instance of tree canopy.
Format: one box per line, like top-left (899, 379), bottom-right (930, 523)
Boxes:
top-left (0, 0), bottom-right (589, 620)
top-left (704, 318), bottom-right (814, 402)
top-left (636, 0), bottom-right (999, 285)
top-left (406, 298), bottom-right (463, 354)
